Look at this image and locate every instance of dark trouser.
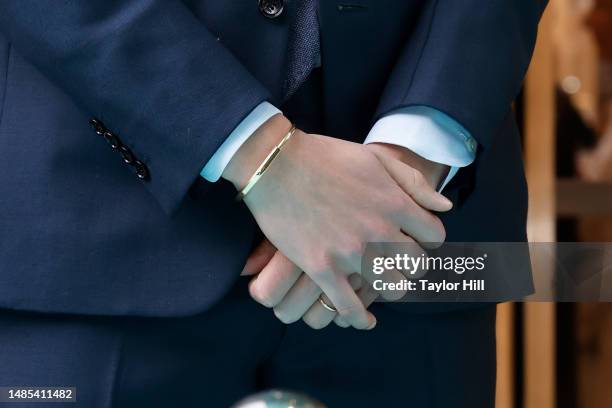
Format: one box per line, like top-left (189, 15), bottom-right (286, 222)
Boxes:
top-left (0, 278), bottom-right (495, 408)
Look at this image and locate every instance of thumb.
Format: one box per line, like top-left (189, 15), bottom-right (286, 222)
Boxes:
top-left (375, 153), bottom-right (453, 212)
top-left (241, 239), bottom-right (277, 276)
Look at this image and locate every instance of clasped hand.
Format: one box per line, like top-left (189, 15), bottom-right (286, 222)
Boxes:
top-left (223, 114), bottom-right (452, 330)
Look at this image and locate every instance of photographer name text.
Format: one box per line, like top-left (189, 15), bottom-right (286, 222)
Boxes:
top-left (373, 279), bottom-right (485, 293)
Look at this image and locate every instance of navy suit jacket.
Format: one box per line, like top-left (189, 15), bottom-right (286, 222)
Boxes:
top-left (0, 0), bottom-right (545, 317)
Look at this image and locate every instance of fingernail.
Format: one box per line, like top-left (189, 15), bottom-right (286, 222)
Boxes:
top-left (365, 313), bottom-right (377, 330)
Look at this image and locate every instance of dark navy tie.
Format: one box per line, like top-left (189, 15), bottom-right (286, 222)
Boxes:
top-left (282, 0), bottom-right (321, 101)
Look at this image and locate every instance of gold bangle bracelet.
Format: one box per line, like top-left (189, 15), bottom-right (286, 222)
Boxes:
top-left (236, 124), bottom-right (296, 201)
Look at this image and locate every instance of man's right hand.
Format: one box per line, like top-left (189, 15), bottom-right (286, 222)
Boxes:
top-left (223, 114), bottom-right (452, 330)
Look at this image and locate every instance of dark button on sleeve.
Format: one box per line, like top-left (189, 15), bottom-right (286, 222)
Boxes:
top-left (90, 118), bottom-right (149, 182)
top-left (134, 160), bottom-right (149, 181)
top-left (89, 118), bottom-right (106, 135)
top-left (119, 145), bottom-right (135, 164)
top-left (103, 131), bottom-right (121, 149)
top-left (258, 0), bottom-right (284, 18)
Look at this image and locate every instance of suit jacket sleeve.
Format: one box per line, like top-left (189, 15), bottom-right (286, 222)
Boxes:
top-left (375, 0), bottom-right (548, 149)
top-left (0, 0), bottom-right (270, 214)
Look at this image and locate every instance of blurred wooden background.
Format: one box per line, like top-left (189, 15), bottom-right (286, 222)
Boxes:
top-left (496, 1), bottom-right (612, 407)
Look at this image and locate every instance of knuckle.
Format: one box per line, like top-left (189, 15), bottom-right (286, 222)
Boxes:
top-left (303, 315), bottom-right (330, 330)
top-left (306, 254), bottom-right (329, 274)
top-left (273, 307), bottom-right (299, 324)
top-left (306, 256), bottom-right (334, 282)
top-left (336, 305), bottom-right (371, 329)
top-left (381, 287), bottom-right (406, 301)
top-left (368, 220), bottom-right (395, 242)
top-left (248, 283), bottom-right (277, 308)
top-left (335, 318), bottom-right (350, 328)
top-left (342, 238), bottom-right (367, 259)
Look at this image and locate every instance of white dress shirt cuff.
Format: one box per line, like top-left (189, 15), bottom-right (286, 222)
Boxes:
top-left (200, 101), bottom-right (281, 182)
top-left (364, 105), bottom-right (477, 190)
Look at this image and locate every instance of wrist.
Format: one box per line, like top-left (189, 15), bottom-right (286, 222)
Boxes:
top-left (222, 113), bottom-right (293, 189)
top-left (366, 142), bottom-right (449, 188)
